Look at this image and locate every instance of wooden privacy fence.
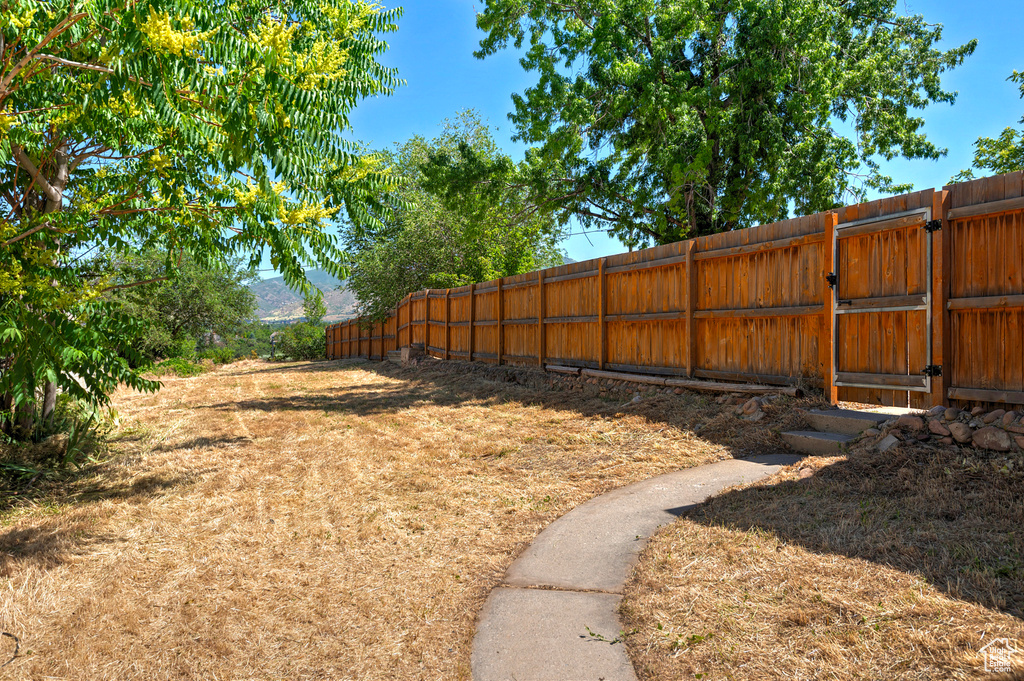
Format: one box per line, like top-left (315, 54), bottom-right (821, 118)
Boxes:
top-left (326, 172), bottom-right (1024, 410)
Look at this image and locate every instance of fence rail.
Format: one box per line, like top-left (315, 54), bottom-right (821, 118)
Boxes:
top-left (326, 172), bottom-right (1024, 409)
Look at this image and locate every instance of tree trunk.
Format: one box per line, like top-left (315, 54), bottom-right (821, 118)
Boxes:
top-left (14, 399), bottom-right (35, 441)
top-left (42, 380), bottom-right (57, 427)
top-left (0, 392), bottom-right (12, 437)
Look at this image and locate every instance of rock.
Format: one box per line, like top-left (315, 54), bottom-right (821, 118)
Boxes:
top-left (983, 409), bottom-right (1006, 424)
top-left (916, 432), bottom-right (930, 441)
top-left (1015, 435), bottom-right (1024, 450)
top-left (948, 422), bottom-right (973, 444)
top-left (729, 396), bottom-right (747, 406)
top-left (971, 406), bottom-right (986, 416)
top-left (927, 405), bottom-right (946, 417)
top-left (928, 419), bottom-right (951, 437)
top-left (973, 427), bottom-right (1012, 452)
top-left (862, 428), bottom-right (881, 438)
top-left (876, 434), bottom-right (901, 453)
top-left (742, 398), bottom-right (762, 415)
top-left (798, 467), bottom-right (814, 479)
top-left (896, 415), bottom-right (925, 431)
top-left (1002, 411), bottom-right (1018, 427)
top-left (939, 437), bottom-right (954, 445)
top-left (743, 410), bottom-right (766, 423)
top-left (969, 419), bottom-right (984, 430)
top-left (1007, 423), bottom-right (1024, 435)
top-left (674, 388), bottom-right (683, 395)
top-left (943, 407), bottom-right (960, 422)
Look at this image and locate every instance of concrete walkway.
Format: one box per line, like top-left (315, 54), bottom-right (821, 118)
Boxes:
top-left (471, 453), bottom-right (801, 681)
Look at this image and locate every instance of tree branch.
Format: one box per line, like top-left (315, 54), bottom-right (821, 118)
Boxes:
top-left (2, 220), bottom-right (57, 246)
top-left (0, 12), bottom-right (88, 94)
top-left (12, 145), bottom-right (61, 204)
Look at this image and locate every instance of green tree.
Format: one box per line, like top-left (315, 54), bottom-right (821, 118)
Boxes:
top-left (475, 0), bottom-right (976, 247)
top-left (0, 0), bottom-right (400, 438)
top-left (957, 71), bottom-right (1024, 179)
top-left (275, 321), bottom-right (325, 361)
top-left (302, 288), bottom-right (327, 325)
top-left (106, 251), bottom-right (258, 361)
top-left (344, 111), bottom-right (565, 319)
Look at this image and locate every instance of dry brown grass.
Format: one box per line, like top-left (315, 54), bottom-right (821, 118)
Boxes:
top-left (623, 442), bottom-right (1024, 680)
top-left (0, 358), bottom-right (802, 680)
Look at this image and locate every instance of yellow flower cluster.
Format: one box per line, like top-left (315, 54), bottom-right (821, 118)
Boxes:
top-left (233, 179), bottom-right (285, 208)
top-left (278, 200), bottom-right (338, 226)
top-left (318, 1), bottom-right (381, 36)
top-left (3, 5), bottom-right (37, 33)
top-left (273, 100), bottom-right (292, 129)
top-left (137, 8), bottom-right (217, 57)
top-left (338, 154), bottom-right (386, 183)
top-left (295, 38), bottom-right (350, 88)
top-left (0, 106), bottom-right (14, 134)
top-left (257, 16), bottom-right (300, 66)
top-left (148, 151), bottom-right (172, 174)
top-left (52, 104), bottom-right (83, 128)
top-left (108, 92), bottom-right (143, 119)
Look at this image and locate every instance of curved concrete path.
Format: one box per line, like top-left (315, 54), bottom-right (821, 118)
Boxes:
top-left (471, 453), bottom-right (801, 681)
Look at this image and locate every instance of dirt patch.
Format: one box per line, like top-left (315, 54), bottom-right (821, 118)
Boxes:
top-left (622, 442), bottom-right (1024, 680)
top-left (0, 359), bottom-right (808, 680)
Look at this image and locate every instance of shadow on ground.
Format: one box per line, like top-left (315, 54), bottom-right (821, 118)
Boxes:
top-left (685, 445), bottom-right (1024, 619)
top-left (0, 467), bottom-right (211, 574)
top-left (211, 358), bottom-right (826, 459)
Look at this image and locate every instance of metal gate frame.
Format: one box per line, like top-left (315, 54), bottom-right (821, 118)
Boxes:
top-left (831, 207), bottom-right (937, 395)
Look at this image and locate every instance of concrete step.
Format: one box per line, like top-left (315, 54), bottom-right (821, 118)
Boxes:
top-left (386, 350), bottom-right (402, 364)
top-left (804, 408), bottom-right (890, 436)
top-left (781, 430), bottom-right (857, 456)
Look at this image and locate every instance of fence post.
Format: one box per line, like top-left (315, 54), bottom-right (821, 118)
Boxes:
top-left (497, 278), bottom-right (504, 365)
top-left (445, 288), bottom-right (451, 361)
top-left (598, 258), bottom-right (607, 369)
top-left (537, 270), bottom-right (545, 367)
top-left (930, 189), bottom-right (950, 407)
top-left (469, 283), bottom-right (476, 362)
top-left (823, 213), bottom-right (838, 404)
top-left (685, 240), bottom-right (697, 378)
top-left (423, 289), bottom-right (430, 355)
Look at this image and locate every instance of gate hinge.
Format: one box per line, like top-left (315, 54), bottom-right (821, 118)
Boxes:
top-left (922, 364), bottom-right (942, 377)
top-left (825, 272), bottom-right (838, 289)
top-left (924, 219), bottom-right (942, 233)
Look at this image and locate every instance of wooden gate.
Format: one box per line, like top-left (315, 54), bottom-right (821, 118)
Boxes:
top-left (832, 206), bottom-right (938, 407)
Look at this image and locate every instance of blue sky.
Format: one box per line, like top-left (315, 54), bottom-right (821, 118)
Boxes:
top-left (330, 0), bottom-right (1024, 267)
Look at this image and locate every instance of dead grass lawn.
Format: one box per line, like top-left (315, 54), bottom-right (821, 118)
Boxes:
top-left (0, 358), bottom-right (803, 680)
top-left (623, 443), bottom-right (1024, 680)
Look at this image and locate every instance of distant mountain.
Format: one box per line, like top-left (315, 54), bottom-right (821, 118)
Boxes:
top-left (250, 269), bottom-right (357, 323)
top-left (252, 258), bottom-right (578, 324)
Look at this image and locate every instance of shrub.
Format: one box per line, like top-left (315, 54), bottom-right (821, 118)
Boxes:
top-left (1, 395), bottom-right (119, 485)
top-left (152, 358), bottom-right (209, 377)
top-left (198, 346), bottom-right (235, 364)
top-left (275, 322), bottom-right (325, 361)
top-left (164, 336), bottom-right (198, 360)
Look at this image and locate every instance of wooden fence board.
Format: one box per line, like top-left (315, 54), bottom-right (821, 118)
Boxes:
top-left (324, 172), bottom-right (1024, 409)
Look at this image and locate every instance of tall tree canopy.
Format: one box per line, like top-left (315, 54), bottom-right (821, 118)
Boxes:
top-left (0, 0), bottom-right (400, 433)
top-left (475, 0), bottom-right (976, 247)
top-left (957, 70), bottom-right (1024, 179)
top-left (106, 251), bottom-right (258, 361)
top-left (343, 111), bottom-right (565, 320)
